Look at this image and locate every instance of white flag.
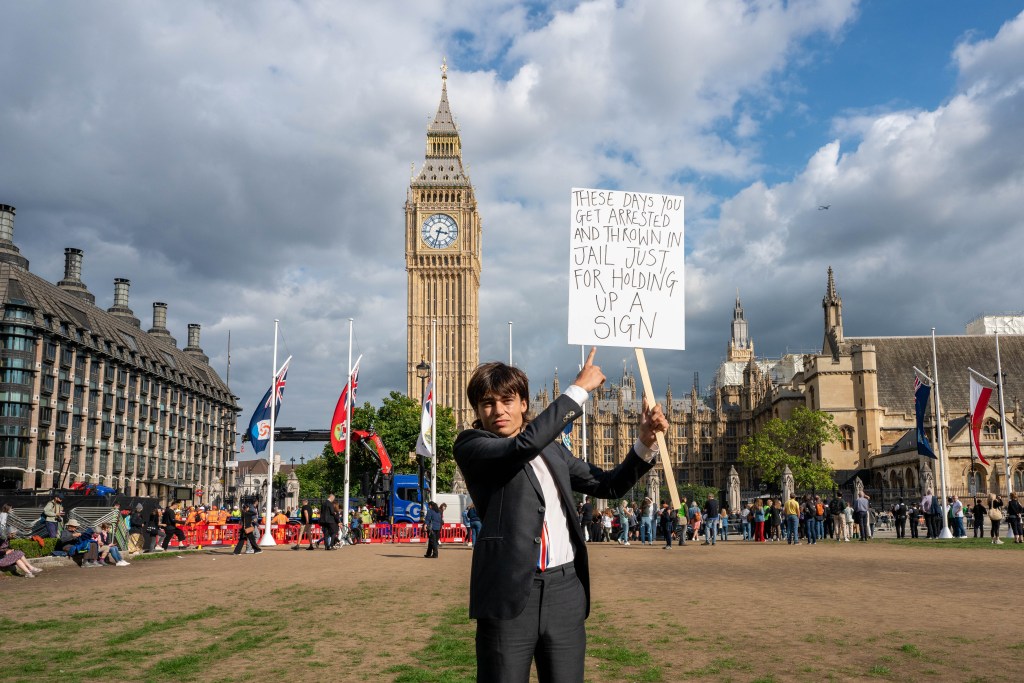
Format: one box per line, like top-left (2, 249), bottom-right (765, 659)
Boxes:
top-left (415, 380), bottom-right (434, 460)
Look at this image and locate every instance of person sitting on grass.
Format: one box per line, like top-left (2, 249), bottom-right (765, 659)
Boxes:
top-left (96, 522), bottom-right (130, 566)
top-left (1, 527), bottom-right (44, 578)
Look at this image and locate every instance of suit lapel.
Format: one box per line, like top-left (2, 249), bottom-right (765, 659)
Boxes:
top-left (539, 446), bottom-right (576, 517)
top-left (522, 458), bottom-right (544, 502)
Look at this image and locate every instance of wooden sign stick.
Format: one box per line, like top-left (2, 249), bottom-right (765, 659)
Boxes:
top-left (634, 347), bottom-right (681, 511)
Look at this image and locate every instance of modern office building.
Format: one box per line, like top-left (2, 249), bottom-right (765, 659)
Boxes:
top-left (0, 203), bottom-right (239, 503)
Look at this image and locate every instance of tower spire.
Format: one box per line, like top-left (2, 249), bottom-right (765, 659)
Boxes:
top-left (727, 288), bottom-right (753, 362)
top-left (822, 266), bottom-right (844, 355)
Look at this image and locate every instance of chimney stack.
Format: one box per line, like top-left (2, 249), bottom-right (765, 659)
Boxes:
top-left (107, 278), bottom-right (141, 327)
top-left (147, 302), bottom-right (177, 347)
top-left (57, 247), bottom-right (95, 304)
top-left (184, 323), bottom-right (209, 363)
top-left (0, 204), bottom-right (29, 269)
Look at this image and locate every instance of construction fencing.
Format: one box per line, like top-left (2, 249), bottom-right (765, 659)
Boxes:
top-left (151, 522), bottom-right (469, 548)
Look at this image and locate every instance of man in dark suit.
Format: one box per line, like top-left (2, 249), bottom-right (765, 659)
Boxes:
top-left (319, 493), bottom-right (339, 550)
top-left (454, 348), bottom-right (667, 683)
top-left (579, 497), bottom-right (593, 542)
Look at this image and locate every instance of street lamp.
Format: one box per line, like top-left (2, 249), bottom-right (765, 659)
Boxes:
top-left (416, 359), bottom-right (431, 523)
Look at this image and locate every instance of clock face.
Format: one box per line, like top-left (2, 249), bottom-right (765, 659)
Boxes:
top-left (421, 213), bottom-right (458, 249)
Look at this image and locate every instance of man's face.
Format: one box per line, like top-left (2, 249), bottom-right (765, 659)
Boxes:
top-left (475, 391), bottom-right (528, 437)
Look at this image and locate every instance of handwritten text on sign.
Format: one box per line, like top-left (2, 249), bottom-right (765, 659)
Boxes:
top-left (568, 188), bottom-right (685, 350)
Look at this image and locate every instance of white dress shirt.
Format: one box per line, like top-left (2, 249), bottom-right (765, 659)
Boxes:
top-left (531, 385), bottom-right (658, 570)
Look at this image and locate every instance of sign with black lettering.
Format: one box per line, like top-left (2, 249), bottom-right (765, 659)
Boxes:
top-left (568, 188), bottom-right (685, 350)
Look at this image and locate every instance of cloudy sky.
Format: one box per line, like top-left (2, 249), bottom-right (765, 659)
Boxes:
top-left (2, 1), bottom-right (1022, 461)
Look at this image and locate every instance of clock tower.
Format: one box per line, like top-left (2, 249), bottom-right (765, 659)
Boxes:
top-left (406, 62), bottom-right (481, 428)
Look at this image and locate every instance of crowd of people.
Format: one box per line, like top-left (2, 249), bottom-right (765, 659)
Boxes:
top-left (569, 489), bottom-right (1024, 547)
top-left (5, 486), bottom-right (1023, 579)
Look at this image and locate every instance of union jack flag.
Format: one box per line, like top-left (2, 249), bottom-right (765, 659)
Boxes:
top-left (246, 356), bottom-right (292, 454)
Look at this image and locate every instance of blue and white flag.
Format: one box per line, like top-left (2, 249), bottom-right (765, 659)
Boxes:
top-left (561, 421), bottom-right (573, 450)
top-left (914, 370), bottom-right (936, 459)
top-left (247, 356), bottom-right (292, 454)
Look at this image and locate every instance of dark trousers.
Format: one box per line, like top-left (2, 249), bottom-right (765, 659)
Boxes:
top-left (974, 516), bottom-right (985, 537)
top-left (323, 523), bottom-right (338, 549)
top-left (476, 563), bottom-right (586, 683)
top-left (909, 517), bottom-right (919, 538)
top-left (1009, 516), bottom-right (1022, 537)
top-left (233, 529), bottom-right (259, 553)
top-left (162, 526), bottom-right (186, 550)
top-left (895, 517), bottom-right (906, 538)
top-left (661, 522), bottom-right (674, 547)
top-left (926, 513), bottom-right (940, 538)
top-left (425, 528), bottom-right (440, 557)
top-left (856, 511), bottom-right (869, 541)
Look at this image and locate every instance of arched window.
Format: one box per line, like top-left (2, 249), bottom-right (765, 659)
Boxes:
top-left (840, 426), bottom-right (855, 450)
top-left (1014, 467), bottom-right (1024, 494)
top-left (983, 421), bottom-right (1001, 439)
top-left (967, 467), bottom-right (985, 495)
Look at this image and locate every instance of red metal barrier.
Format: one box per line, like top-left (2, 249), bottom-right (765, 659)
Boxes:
top-left (440, 523), bottom-right (467, 544)
top-left (163, 522), bottom-right (468, 547)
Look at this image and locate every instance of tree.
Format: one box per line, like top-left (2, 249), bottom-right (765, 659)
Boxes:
top-left (738, 406), bottom-right (841, 491)
top-left (297, 391), bottom-right (459, 500)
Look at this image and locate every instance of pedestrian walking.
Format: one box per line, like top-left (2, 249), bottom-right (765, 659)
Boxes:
top-left (233, 503), bottom-right (262, 555)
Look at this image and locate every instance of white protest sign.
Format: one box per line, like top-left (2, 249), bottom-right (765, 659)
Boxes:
top-left (568, 188), bottom-right (685, 350)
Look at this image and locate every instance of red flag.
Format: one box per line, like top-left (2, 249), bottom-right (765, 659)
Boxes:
top-left (969, 375), bottom-right (992, 467)
top-left (330, 357), bottom-right (361, 455)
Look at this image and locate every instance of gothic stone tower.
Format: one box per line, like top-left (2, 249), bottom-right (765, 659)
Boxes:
top-left (406, 63), bottom-right (482, 428)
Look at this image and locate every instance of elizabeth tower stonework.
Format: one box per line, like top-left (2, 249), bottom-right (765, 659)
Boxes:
top-left (406, 64), bottom-right (481, 428)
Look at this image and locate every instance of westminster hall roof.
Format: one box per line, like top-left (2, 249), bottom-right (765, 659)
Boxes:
top-left (843, 335), bottom-right (1024, 417)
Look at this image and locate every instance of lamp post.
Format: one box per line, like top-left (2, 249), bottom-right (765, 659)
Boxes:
top-left (300, 455), bottom-right (305, 465)
top-left (416, 359), bottom-right (431, 523)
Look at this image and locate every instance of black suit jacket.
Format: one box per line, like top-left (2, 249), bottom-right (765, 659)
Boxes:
top-left (454, 394), bottom-right (654, 620)
top-left (320, 501), bottom-right (338, 525)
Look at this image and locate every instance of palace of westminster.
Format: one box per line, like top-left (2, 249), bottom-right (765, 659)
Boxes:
top-left (2, 68), bottom-right (1021, 503)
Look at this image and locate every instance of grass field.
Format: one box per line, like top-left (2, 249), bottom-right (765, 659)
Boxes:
top-left (1, 538), bottom-right (1021, 682)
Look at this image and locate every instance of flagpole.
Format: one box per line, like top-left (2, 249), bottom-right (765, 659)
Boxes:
top-left (931, 328), bottom-right (953, 539)
top-left (508, 321), bottom-right (513, 365)
top-left (260, 320), bottom-right (279, 546)
top-left (995, 331), bottom-right (1012, 497)
top-left (431, 318), bottom-right (437, 499)
top-left (343, 318), bottom-right (353, 541)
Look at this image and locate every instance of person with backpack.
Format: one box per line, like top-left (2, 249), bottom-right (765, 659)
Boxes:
top-left (812, 496), bottom-right (826, 542)
top-left (688, 500), bottom-right (701, 542)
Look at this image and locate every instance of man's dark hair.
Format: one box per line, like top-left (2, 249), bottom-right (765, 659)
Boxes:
top-left (467, 362), bottom-right (531, 429)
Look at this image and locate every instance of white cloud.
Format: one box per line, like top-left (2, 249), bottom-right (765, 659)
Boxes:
top-left (5, 2), bottom-right (1020, 463)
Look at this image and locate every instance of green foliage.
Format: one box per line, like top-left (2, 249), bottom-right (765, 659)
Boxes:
top-left (679, 484), bottom-right (718, 508)
top-left (294, 391), bottom-right (458, 499)
top-left (739, 406), bottom-right (841, 491)
top-left (8, 537), bottom-right (57, 558)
